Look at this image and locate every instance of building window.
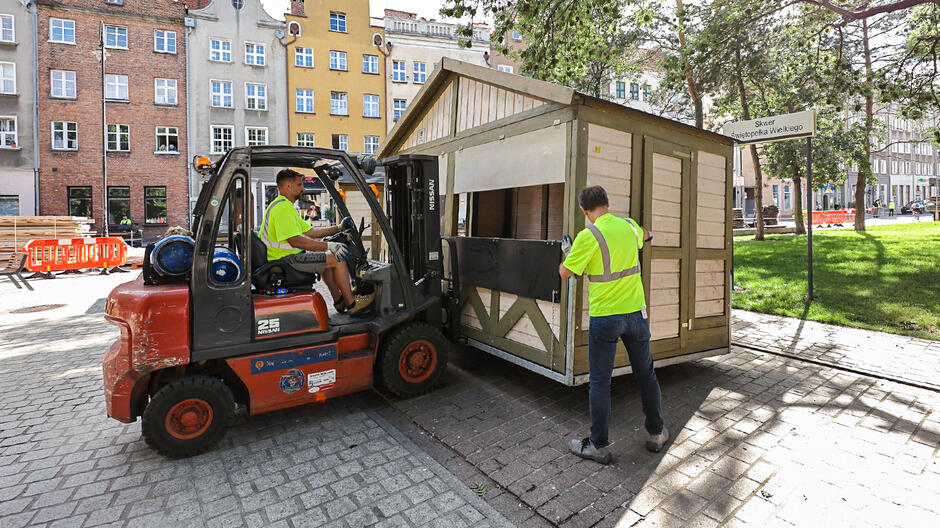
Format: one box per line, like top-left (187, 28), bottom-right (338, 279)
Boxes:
top-left (145, 187), bottom-right (167, 224)
top-left (154, 30), bottom-right (176, 53)
top-left (155, 126), bottom-right (178, 152)
top-left (363, 94), bottom-right (379, 118)
top-left (52, 121), bottom-right (77, 150)
top-left (0, 63), bottom-right (14, 94)
top-left (642, 84), bottom-right (650, 101)
top-left (297, 133), bottom-right (315, 147)
top-left (154, 78), bottom-right (177, 105)
top-left (331, 134), bottom-right (348, 151)
top-left (210, 38), bottom-right (231, 62)
top-left (392, 61), bottom-right (406, 82)
top-left (245, 42), bottom-right (265, 66)
top-left (615, 81), bottom-right (626, 99)
top-left (104, 25), bottom-right (127, 49)
top-left (330, 92), bottom-right (347, 116)
top-left (106, 124), bottom-right (130, 152)
top-left (329, 51), bottom-right (347, 71)
top-left (364, 135), bottom-right (379, 154)
top-left (107, 187), bottom-right (130, 224)
top-left (393, 99), bottom-right (406, 121)
top-left (68, 187), bottom-right (92, 217)
top-left (329, 12), bottom-right (346, 32)
top-left (497, 64), bottom-right (513, 73)
top-left (0, 15), bottom-right (13, 43)
top-left (51, 70), bottom-right (76, 98)
top-left (245, 83), bottom-right (267, 110)
top-left (295, 46), bottom-right (313, 68)
top-left (0, 195), bottom-right (18, 215)
top-left (413, 62), bottom-right (427, 83)
top-left (0, 117), bottom-right (17, 148)
top-left (630, 83), bottom-right (639, 100)
top-left (363, 54), bottom-right (379, 74)
top-left (296, 89), bottom-right (314, 113)
top-left (211, 80), bottom-right (233, 108)
top-left (211, 125), bottom-right (233, 154)
top-left (245, 127), bottom-right (268, 146)
top-left (784, 184), bottom-right (791, 210)
top-left (50, 19), bottom-right (75, 44)
top-left (105, 74), bottom-right (128, 100)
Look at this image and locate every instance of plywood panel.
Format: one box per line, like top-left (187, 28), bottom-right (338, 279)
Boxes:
top-left (454, 126), bottom-right (567, 193)
top-left (456, 78), bottom-right (548, 133)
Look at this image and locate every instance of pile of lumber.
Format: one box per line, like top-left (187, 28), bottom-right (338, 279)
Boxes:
top-left (732, 208), bottom-right (744, 229)
top-left (0, 216), bottom-right (94, 252)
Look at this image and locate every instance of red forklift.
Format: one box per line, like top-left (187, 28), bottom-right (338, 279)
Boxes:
top-left (103, 147), bottom-right (460, 457)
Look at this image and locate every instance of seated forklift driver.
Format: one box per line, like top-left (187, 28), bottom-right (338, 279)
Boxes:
top-left (260, 169), bottom-right (374, 315)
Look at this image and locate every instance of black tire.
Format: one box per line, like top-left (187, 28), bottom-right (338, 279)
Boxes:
top-left (379, 322), bottom-right (450, 397)
top-left (141, 375), bottom-right (235, 458)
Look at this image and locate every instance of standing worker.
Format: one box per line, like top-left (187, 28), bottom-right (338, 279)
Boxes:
top-left (889, 199), bottom-right (896, 217)
top-left (559, 186), bottom-right (667, 464)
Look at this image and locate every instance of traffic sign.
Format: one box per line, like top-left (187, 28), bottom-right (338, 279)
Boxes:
top-left (823, 185), bottom-right (835, 196)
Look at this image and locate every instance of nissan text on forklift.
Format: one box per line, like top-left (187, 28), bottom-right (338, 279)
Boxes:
top-left (102, 146), bottom-right (460, 457)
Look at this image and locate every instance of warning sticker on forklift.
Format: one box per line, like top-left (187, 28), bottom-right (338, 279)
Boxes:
top-left (308, 369), bottom-right (336, 393)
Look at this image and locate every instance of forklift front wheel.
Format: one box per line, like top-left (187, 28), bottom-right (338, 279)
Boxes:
top-left (379, 322), bottom-right (450, 397)
top-left (141, 375), bottom-right (235, 458)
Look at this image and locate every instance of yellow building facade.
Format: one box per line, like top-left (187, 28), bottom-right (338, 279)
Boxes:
top-left (286, 0), bottom-right (386, 153)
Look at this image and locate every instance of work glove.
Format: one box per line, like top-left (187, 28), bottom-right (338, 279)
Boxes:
top-left (561, 235), bottom-right (572, 259)
top-left (340, 216), bottom-right (356, 231)
top-left (328, 241), bottom-right (349, 262)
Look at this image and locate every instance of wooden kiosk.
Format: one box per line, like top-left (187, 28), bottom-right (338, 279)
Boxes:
top-left (378, 58), bottom-right (734, 385)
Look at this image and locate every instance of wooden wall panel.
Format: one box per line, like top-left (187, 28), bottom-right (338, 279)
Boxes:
top-left (455, 78), bottom-right (548, 133)
top-left (697, 151), bottom-right (727, 249)
top-left (403, 82), bottom-right (453, 150)
top-left (650, 259), bottom-right (680, 340)
top-left (586, 124), bottom-right (632, 217)
top-left (548, 183), bottom-right (565, 240)
top-left (512, 186), bottom-right (543, 239)
top-left (651, 153), bottom-right (682, 247)
top-left (695, 259), bottom-right (725, 317)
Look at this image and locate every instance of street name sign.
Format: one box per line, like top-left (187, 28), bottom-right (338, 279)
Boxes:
top-left (722, 110), bottom-right (817, 144)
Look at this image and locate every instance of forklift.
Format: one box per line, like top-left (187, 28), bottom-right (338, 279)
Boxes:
top-left (102, 147), bottom-right (459, 458)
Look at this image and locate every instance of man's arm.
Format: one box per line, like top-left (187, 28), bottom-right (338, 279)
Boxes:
top-left (303, 225), bottom-right (341, 238)
top-left (559, 263), bottom-right (574, 280)
top-left (286, 235), bottom-right (329, 251)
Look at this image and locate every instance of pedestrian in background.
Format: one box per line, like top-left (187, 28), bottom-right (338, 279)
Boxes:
top-left (559, 186), bottom-right (667, 465)
top-left (889, 200), bottom-right (896, 217)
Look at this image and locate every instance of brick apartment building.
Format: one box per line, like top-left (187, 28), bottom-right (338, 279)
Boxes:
top-left (35, 0), bottom-right (189, 236)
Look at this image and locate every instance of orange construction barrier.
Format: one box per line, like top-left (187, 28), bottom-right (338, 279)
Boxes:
top-left (803, 211), bottom-right (828, 226)
top-left (826, 210), bottom-right (847, 225)
top-left (23, 237), bottom-right (128, 272)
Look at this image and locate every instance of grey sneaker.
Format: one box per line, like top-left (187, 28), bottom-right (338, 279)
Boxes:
top-left (646, 426), bottom-right (669, 453)
top-left (568, 437), bottom-right (611, 464)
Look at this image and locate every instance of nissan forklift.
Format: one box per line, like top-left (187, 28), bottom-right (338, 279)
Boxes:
top-left (102, 147), bottom-right (459, 457)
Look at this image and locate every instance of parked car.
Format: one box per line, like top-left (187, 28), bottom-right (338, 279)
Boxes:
top-left (900, 200), bottom-right (924, 215)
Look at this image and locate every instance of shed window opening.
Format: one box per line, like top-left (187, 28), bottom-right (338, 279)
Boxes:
top-left (467, 183), bottom-right (564, 241)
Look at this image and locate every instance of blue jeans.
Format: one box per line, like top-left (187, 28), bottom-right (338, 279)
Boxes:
top-left (588, 310), bottom-right (664, 447)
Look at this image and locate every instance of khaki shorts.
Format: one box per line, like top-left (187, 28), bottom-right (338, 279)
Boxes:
top-left (284, 251), bottom-right (327, 274)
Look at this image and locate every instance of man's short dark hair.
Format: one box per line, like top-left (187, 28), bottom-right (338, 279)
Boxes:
top-left (579, 186), bottom-right (609, 211)
top-left (276, 168), bottom-right (303, 186)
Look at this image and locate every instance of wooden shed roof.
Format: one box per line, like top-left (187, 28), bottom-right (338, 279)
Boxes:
top-left (379, 57), bottom-right (732, 158)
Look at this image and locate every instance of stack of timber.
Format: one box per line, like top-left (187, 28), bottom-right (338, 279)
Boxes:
top-left (762, 205), bottom-right (779, 226)
top-left (0, 216), bottom-right (94, 253)
top-left (732, 208), bottom-right (744, 228)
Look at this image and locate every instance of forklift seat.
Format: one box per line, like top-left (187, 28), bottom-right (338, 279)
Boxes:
top-left (250, 232), bottom-right (319, 290)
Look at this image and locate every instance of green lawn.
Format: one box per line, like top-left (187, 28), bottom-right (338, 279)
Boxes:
top-left (732, 222), bottom-right (940, 340)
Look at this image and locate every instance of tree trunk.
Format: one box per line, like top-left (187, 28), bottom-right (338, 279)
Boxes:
top-left (734, 46), bottom-right (763, 239)
top-left (792, 173), bottom-right (806, 235)
top-left (676, 0), bottom-right (703, 129)
top-left (855, 17), bottom-right (875, 231)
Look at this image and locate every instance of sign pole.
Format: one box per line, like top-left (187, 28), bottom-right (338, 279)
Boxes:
top-left (806, 137), bottom-right (813, 301)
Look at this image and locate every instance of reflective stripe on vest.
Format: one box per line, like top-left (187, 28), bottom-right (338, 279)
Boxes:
top-left (260, 197), bottom-right (296, 251)
top-left (585, 219), bottom-right (641, 283)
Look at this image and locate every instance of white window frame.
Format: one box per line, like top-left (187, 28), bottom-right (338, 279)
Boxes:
top-left (154, 78), bottom-right (178, 105)
top-left (210, 80), bottom-right (233, 108)
top-left (393, 99), bottom-right (406, 121)
top-left (392, 61), bottom-right (406, 83)
top-left (362, 54), bottom-right (379, 74)
top-left (0, 62), bottom-right (14, 94)
top-left (296, 89), bottom-right (314, 113)
top-left (0, 116), bottom-right (17, 148)
top-left (329, 12), bottom-right (347, 33)
top-left (295, 46), bottom-right (314, 68)
top-left (105, 74), bottom-right (128, 101)
top-left (364, 135), bottom-right (379, 155)
top-left (106, 124), bottom-right (130, 152)
top-left (49, 18), bottom-right (75, 44)
top-left (329, 50), bottom-right (347, 71)
top-left (50, 70), bottom-right (76, 99)
top-left (296, 133), bottom-right (315, 147)
top-left (0, 15), bottom-right (14, 43)
top-left (497, 64), bottom-right (513, 74)
top-left (245, 126), bottom-right (268, 146)
top-left (413, 62), bottom-right (427, 84)
top-left (210, 38), bottom-right (232, 63)
top-left (333, 134), bottom-right (348, 151)
top-left (210, 125), bottom-right (234, 154)
top-left (330, 91), bottom-right (348, 116)
top-left (245, 42), bottom-right (265, 66)
top-left (52, 121), bottom-right (78, 150)
top-left (245, 83), bottom-right (267, 111)
top-left (154, 30), bottom-right (176, 54)
top-left (104, 25), bottom-right (128, 49)
top-left (155, 126), bottom-right (179, 153)
top-left (363, 94), bottom-right (379, 118)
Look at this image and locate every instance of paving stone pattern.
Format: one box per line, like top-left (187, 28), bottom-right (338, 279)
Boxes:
top-left (733, 309), bottom-right (940, 391)
top-left (0, 313), bottom-right (510, 528)
top-left (387, 340), bottom-right (940, 527)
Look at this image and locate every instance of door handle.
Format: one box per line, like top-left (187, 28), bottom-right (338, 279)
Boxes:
top-left (681, 318), bottom-right (692, 329)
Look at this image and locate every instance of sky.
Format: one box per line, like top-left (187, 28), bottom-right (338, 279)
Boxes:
top-left (260, 0), bottom-right (465, 22)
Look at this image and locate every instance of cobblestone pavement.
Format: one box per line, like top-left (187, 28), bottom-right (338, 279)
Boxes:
top-left (0, 284), bottom-right (513, 528)
top-left (386, 344), bottom-right (940, 527)
top-left (733, 309), bottom-right (940, 391)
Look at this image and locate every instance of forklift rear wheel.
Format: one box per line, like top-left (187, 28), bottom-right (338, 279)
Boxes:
top-left (379, 322), bottom-right (450, 397)
top-left (142, 375), bottom-right (235, 458)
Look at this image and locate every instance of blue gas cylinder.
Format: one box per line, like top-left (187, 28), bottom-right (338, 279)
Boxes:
top-left (212, 247), bottom-right (242, 283)
top-left (150, 235), bottom-right (195, 278)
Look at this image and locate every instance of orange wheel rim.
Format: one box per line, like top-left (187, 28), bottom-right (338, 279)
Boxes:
top-left (398, 339), bottom-right (437, 383)
top-left (165, 398), bottom-right (213, 440)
